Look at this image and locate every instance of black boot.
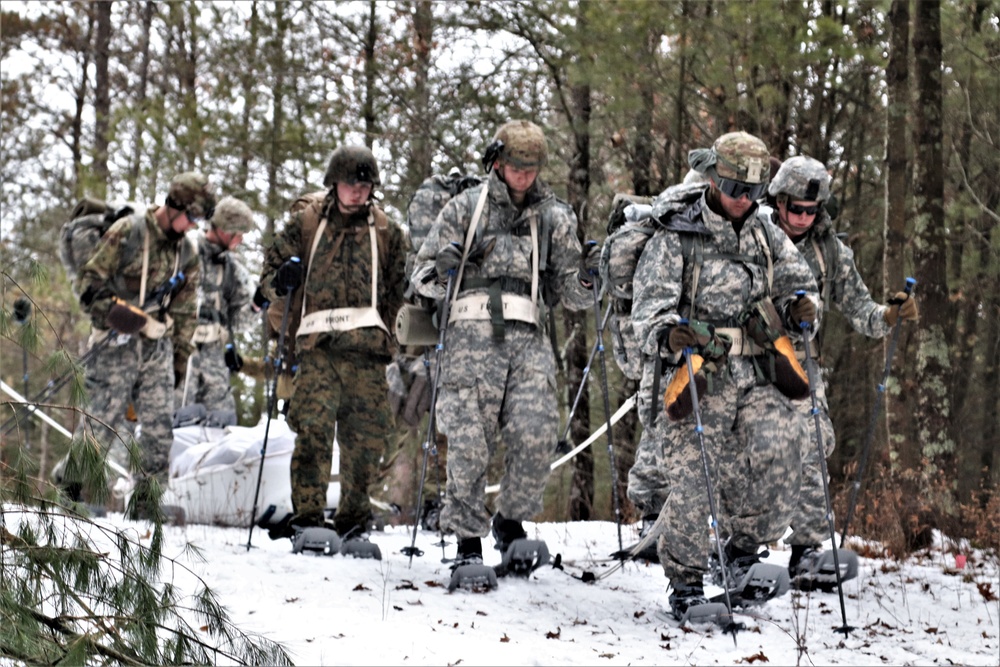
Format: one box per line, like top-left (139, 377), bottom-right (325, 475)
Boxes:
top-left (455, 536), bottom-right (484, 565)
top-left (491, 512), bottom-right (527, 554)
top-left (668, 579), bottom-right (708, 619)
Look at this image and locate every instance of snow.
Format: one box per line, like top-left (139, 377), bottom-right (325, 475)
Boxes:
top-left (97, 513), bottom-right (998, 666)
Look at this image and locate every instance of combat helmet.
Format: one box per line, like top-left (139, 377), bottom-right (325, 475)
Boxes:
top-left (323, 145), bottom-right (381, 188)
top-left (211, 196), bottom-right (255, 234)
top-left (493, 120), bottom-right (548, 169)
top-left (168, 171), bottom-right (216, 220)
top-left (768, 155), bottom-right (831, 202)
top-left (711, 131), bottom-right (770, 184)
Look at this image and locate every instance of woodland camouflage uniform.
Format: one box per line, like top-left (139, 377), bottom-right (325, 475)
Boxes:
top-left (411, 123), bottom-right (594, 543)
top-left (630, 133), bottom-right (819, 587)
top-left (72, 174), bottom-right (207, 481)
top-left (261, 152), bottom-right (407, 537)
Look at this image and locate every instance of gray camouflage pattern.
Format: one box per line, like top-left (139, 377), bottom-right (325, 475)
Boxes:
top-left (767, 155), bottom-right (832, 202)
top-left (631, 191), bottom-right (818, 582)
top-left (411, 170), bottom-right (592, 538)
top-left (626, 357), bottom-right (670, 514)
top-left (178, 234), bottom-right (256, 412)
top-left (780, 208), bottom-right (891, 547)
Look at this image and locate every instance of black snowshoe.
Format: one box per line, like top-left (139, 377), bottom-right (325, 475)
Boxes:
top-left (448, 537), bottom-right (498, 592)
top-left (341, 535), bottom-right (383, 560)
top-left (789, 546), bottom-right (858, 592)
top-left (491, 513), bottom-right (550, 578)
top-left (291, 527), bottom-right (341, 556)
top-left (710, 542), bottom-right (789, 608)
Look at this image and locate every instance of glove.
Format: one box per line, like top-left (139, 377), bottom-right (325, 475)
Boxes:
top-left (252, 285), bottom-right (269, 311)
top-left (271, 257), bottom-right (303, 297)
top-left (883, 292), bottom-right (918, 326)
top-left (435, 243), bottom-right (464, 284)
top-left (105, 298), bottom-right (148, 335)
top-left (666, 324), bottom-right (700, 353)
top-left (578, 242), bottom-right (601, 287)
top-left (225, 343), bottom-right (244, 372)
top-left (789, 294), bottom-right (817, 329)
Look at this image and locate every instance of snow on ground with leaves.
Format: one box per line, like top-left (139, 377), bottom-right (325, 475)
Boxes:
top-left (98, 513), bottom-right (998, 666)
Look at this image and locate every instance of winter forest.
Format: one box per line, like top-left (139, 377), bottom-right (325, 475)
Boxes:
top-left (1, 0), bottom-right (999, 662)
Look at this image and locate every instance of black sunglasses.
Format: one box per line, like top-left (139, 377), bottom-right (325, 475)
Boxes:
top-left (714, 176), bottom-right (768, 201)
top-left (786, 201), bottom-right (821, 216)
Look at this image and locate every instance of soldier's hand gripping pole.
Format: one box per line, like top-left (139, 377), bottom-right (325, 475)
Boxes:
top-left (246, 258), bottom-right (300, 552)
top-left (586, 241), bottom-right (625, 557)
top-left (799, 314), bottom-right (855, 636)
top-left (839, 277), bottom-right (916, 547)
top-left (555, 301), bottom-right (612, 455)
top-left (403, 259), bottom-right (458, 566)
top-left (682, 341), bottom-right (742, 643)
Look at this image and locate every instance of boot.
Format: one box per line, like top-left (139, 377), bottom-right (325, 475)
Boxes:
top-left (448, 537), bottom-right (498, 592)
top-left (668, 579), bottom-right (709, 619)
top-left (788, 545), bottom-right (859, 592)
top-left (491, 512), bottom-right (527, 554)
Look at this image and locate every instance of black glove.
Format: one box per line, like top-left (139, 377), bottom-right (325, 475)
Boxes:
top-left (578, 241), bottom-right (601, 287)
top-left (225, 343), bottom-right (244, 372)
top-left (271, 257), bottom-right (303, 297)
top-left (435, 243), bottom-right (464, 284)
top-left (789, 294), bottom-right (817, 329)
top-left (252, 285), bottom-right (269, 311)
top-left (105, 298), bottom-right (148, 335)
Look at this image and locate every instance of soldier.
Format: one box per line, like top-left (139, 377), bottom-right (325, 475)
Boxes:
top-left (767, 156), bottom-right (918, 589)
top-left (68, 172), bottom-right (210, 507)
top-left (631, 131), bottom-right (819, 618)
top-left (410, 120), bottom-right (601, 582)
top-left (260, 146), bottom-right (407, 556)
top-left (179, 196), bottom-right (257, 418)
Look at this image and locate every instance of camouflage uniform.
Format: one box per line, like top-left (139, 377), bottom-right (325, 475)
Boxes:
top-left (261, 190), bottom-right (407, 536)
top-left (180, 232), bottom-right (255, 413)
top-left (74, 206), bottom-right (200, 479)
top-left (411, 168), bottom-right (594, 540)
top-left (626, 358), bottom-right (670, 516)
top-left (767, 160), bottom-right (892, 548)
top-left (631, 134), bottom-right (819, 586)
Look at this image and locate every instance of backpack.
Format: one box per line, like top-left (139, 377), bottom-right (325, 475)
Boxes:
top-left (599, 182), bottom-right (775, 380)
top-left (266, 191), bottom-right (392, 342)
top-left (405, 171), bottom-right (482, 264)
top-left (59, 197), bottom-right (139, 287)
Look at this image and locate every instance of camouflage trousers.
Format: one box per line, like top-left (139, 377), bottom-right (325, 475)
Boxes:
top-left (786, 374), bottom-right (836, 547)
top-left (175, 342), bottom-right (235, 413)
top-left (627, 358), bottom-right (670, 516)
top-left (437, 321), bottom-right (556, 538)
top-left (287, 346), bottom-right (393, 536)
top-left (654, 358), bottom-right (805, 584)
top-left (72, 332), bottom-right (175, 480)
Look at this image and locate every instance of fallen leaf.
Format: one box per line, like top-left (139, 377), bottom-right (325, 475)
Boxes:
top-left (285, 597), bottom-right (299, 603)
top-left (740, 650), bottom-right (769, 664)
top-left (977, 582), bottom-right (997, 602)
top-left (396, 580), bottom-right (418, 591)
top-left (393, 605), bottom-right (403, 611)
top-left (476, 610), bottom-right (487, 616)
top-left (425, 580), bottom-right (444, 588)
top-left (353, 584), bottom-right (370, 591)
top-left (633, 610), bottom-right (645, 619)
top-left (546, 627), bottom-right (561, 639)
top-left (500, 634), bottom-right (510, 643)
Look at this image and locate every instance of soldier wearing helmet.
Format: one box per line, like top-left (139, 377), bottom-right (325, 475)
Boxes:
top-left (409, 119), bottom-right (601, 586)
top-left (629, 130), bottom-right (821, 620)
top-left (65, 171), bottom-right (208, 512)
top-left (180, 196), bottom-right (258, 418)
top-left (259, 145), bottom-right (408, 557)
top-left (767, 155), bottom-right (918, 590)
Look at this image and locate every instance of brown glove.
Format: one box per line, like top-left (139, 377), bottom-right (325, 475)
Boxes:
top-left (883, 292), bottom-right (918, 326)
top-left (789, 294), bottom-right (817, 329)
top-left (105, 298), bottom-right (147, 334)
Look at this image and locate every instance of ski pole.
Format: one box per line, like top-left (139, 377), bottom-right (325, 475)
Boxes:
top-left (585, 241), bottom-right (625, 556)
top-left (799, 314), bottom-right (855, 636)
top-left (246, 259), bottom-right (299, 552)
top-left (403, 260), bottom-right (458, 566)
top-left (682, 343), bottom-right (741, 642)
top-left (555, 301), bottom-right (612, 455)
top-left (839, 277), bottom-right (916, 546)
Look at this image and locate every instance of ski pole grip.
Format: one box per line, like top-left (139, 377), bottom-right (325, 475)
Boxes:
top-left (904, 277), bottom-right (916, 294)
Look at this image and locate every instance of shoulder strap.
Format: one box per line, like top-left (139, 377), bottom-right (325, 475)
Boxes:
top-left (750, 218), bottom-right (774, 293)
top-left (449, 184), bottom-right (491, 313)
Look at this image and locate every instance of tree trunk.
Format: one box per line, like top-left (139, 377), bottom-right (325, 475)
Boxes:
top-left (127, 1), bottom-right (155, 199)
top-left (92, 0), bottom-right (112, 198)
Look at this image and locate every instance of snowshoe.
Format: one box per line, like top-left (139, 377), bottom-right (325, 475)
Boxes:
top-left (447, 537), bottom-right (498, 592)
top-left (610, 514), bottom-right (659, 563)
top-left (341, 536), bottom-right (382, 560)
top-left (661, 581), bottom-right (737, 629)
top-left (790, 547), bottom-right (858, 592)
top-left (711, 562), bottom-right (790, 607)
top-left (291, 527), bottom-right (341, 556)
top-left (495, 538), bottom-right (551, 577)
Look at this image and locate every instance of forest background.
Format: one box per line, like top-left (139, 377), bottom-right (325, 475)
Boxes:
top-left (1, 0), bottom-right (998, 560)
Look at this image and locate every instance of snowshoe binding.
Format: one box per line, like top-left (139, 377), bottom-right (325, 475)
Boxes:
top-left (448, 537), bottom-right (498, 592)
top-left (291, 527), bottom-right (341, 556)
top-left (710, 542), bottom-right (789, 608)
top-left (341, 535), bottom-right (383, 560)
top-left (610, 514), bottom-right (659, 563)
top-left (491, 513), bottom-right (549, 578)
top-left (789, 547), bottom-right (858, 592)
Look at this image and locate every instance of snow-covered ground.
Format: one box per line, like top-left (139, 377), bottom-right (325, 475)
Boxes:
top-left (101, 514), bottom-right (998, 666)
